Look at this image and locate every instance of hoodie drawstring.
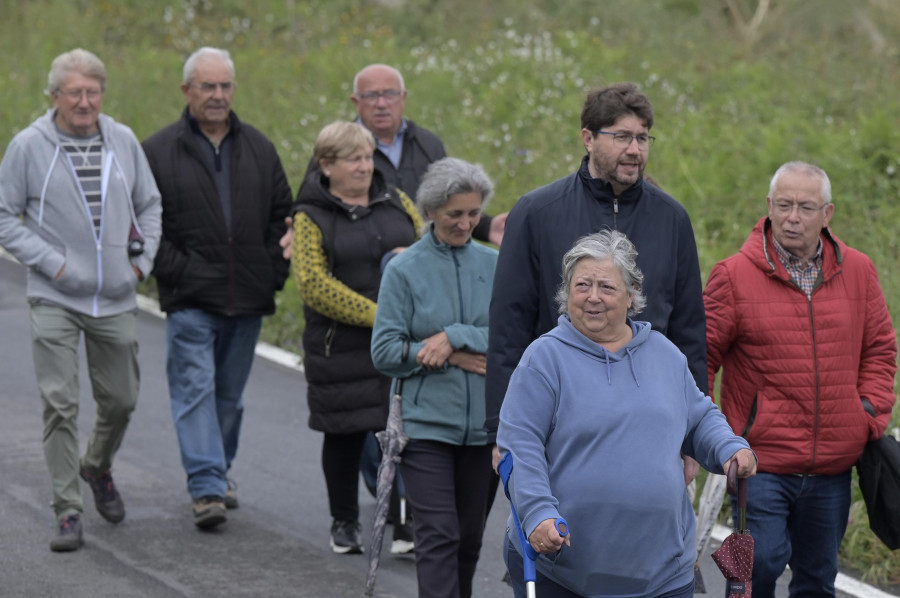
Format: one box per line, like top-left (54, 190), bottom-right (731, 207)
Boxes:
top-left (37, 145), bottom-right (63, 227)
top-left (601, 347), bottom-right (640, 386)
top-left (625, 347), bottom-right (640, 387)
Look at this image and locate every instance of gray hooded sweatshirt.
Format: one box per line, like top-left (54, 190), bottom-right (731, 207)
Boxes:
top-left (0, 109), bottom-right (161, 317)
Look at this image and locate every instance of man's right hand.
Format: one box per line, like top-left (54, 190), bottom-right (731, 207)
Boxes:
top-left (279, 216), bottom-right (293, 260)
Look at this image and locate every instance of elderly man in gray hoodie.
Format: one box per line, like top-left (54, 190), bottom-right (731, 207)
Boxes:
top-left (0, 48), bottom-right (161, 552)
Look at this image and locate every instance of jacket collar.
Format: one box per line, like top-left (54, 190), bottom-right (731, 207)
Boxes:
top-left (751, 217), bottom-right (844, 280)
top-left (576, 155), bottom-right (644, 203)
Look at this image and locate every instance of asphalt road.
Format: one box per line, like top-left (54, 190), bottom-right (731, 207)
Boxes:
top-left (0, 255), bottom-right (893, 598)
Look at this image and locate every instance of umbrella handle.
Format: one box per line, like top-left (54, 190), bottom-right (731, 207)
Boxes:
top-left (725, 460), bottom-right (748, 531)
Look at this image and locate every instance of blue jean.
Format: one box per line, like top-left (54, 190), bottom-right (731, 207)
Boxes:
top-left (166, 309), bottom-right (261, 499)
top-left (738, 471), bottom-right (851, 598)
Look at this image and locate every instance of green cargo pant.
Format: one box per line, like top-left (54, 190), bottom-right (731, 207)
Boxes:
top-left (30, 304), bottom-right (139, 519)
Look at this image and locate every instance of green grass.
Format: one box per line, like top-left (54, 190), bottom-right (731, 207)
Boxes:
top-left (3, 0), bottom-right (900, 583)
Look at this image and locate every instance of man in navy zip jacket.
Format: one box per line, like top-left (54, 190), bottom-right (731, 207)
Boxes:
top-left (486, 83), bottom-right (707, 480)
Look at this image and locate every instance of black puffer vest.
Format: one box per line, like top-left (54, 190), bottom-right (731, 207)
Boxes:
top-left (293, 169), bottom-right (417, 433)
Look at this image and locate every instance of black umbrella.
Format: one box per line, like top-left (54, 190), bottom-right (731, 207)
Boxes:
top-left (364, 342), bottom-right (409, 597)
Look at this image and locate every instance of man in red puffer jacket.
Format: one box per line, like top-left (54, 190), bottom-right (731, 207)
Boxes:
top-left (705, 161), bottom-right (896, 598)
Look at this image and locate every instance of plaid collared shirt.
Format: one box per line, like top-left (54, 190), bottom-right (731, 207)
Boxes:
top-left (772, 234), bottom-right (823, 297)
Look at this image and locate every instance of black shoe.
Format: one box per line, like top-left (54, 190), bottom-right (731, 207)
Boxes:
top-left (330, 520), bottom-right (363, 554)
top-left (50, 514), bottom-right (84, 552)
top-left (390, 518), bottom-right (414, 554)
top-left (79, 466), bottom-right (125, 523)
top-left (192, 495), bottom-right (227, 529)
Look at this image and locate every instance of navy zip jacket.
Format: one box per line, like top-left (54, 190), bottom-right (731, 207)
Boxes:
top-left (485, 156), bottom-right (707, 441)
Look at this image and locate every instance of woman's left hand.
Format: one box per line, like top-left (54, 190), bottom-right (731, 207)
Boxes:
top-left (528, 518), bottom-right (571, 554)
top-left (416, 331), bottom-right (453, 369)
top-left (724, 448), bottom-right (758, 478)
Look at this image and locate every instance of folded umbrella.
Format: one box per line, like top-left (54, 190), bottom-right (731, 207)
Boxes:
top-left (364, 343), bottom-right (410, 597)
top-left (711, 461), bottom-right (753, 598)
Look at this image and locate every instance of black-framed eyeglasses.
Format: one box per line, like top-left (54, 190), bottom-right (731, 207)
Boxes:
top-left (595, 130), bottom-right (655, 149)
top-left (357, 90), bottom-right (403, 105)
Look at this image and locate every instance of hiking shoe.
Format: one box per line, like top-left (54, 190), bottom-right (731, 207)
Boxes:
top-left (224, 478), bottom-right (239, 509)
top-left (390, 518), bottom-right (415, 554)
top-left (192, 495), bottom-right (227, 529)
top-left (50, 514), bottom-right (84, 552)
top-left (330, 520), bottom-right (363, 554)
top-left (79, 466), bottom-right (125, 523)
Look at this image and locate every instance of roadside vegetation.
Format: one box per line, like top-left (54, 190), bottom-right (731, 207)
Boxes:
top-left (2, 0), bottom-right (898, 584)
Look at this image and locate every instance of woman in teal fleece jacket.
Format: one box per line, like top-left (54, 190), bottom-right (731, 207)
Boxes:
top-left (498, 231), bottom-right (756, 598)
top-left (371, 157), bottom-right (498, 598)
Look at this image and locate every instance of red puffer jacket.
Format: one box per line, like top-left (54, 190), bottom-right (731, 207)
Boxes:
top-left (705, 217), bottom-right (896, 475)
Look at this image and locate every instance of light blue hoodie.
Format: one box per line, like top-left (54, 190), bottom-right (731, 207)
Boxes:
top-left (498, 316), bottom-right (751, 598)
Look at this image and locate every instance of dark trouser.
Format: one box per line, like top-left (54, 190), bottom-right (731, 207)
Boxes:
top-left (322, 431), bottom-right (400, 523)
top-left (504, 536), bottom-right (695, 598)
top-left (400, 439), bottom-right (494, 598)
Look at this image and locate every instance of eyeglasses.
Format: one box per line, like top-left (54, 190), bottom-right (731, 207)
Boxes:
top-left (356, 90), bottom-right (403, 105)
top-left (595, 131), bottom-right (655, 149)
top-left (772, 200), bottom-right (827, 217)
top-left (57, 88), bottom-right (103, 101)
top-left (192, 81), bottom-right (235, 94)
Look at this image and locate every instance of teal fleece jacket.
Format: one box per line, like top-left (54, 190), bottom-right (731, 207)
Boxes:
top-left (371, 227), bottom-right (497, 445)
top-left (498, 317), bottom-right (751, 598)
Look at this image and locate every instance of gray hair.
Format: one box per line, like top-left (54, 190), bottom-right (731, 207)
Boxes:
top-left (769, 161), bottom-right (832, 205)
top-left (555, 230), bottom-right (647, 317)
top-left (183, 47), bottom-right (235, 85)
top-left (45, 48), bottom-right (107, 96)
top-left (416, 157), bottom-right (493, 223)
top-left (352, 64), bottom-right (405, 94)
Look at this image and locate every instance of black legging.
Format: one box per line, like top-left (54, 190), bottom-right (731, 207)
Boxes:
top-left (322, 431), bottom-right (400, 523)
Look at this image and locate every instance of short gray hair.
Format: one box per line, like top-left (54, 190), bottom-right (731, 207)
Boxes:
top-left (555, 230), bottom-right (647, 317)
top-left (46, 48), bottom-right (107, 96)
top-left (352, 64), bottom-right (405, 94)
top-left (183, 47), bottom-right (235, 85)
top-left (769, 161), bottom-right (832, 205)
top-left (416, 157), bottom-right (493, 222)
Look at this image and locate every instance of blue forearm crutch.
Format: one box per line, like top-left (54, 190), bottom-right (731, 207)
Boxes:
top-left (498, 452), bottom-right (568, 598)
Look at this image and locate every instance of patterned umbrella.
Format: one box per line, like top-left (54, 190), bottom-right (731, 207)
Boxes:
top-left (364, 369), bottom-right (408, 596)
top-left (711, 462), bottom-right (753, 598)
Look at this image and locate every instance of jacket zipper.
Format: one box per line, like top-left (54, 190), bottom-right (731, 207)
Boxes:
top-left (807, 290), bottom-right (819, 471)
top-left (452, 250), bottom-right (473, 444)
top-left (324, 320), bottom-right (337, 358)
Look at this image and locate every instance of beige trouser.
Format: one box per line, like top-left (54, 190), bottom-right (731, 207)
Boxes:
top-left (30, 304), bottom-right (139, 519)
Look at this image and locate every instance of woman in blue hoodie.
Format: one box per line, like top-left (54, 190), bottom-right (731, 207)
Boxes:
top-left (371, 157), bottom-right (498, 598)
top-left (497, 230), bottom-right (756, 598)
